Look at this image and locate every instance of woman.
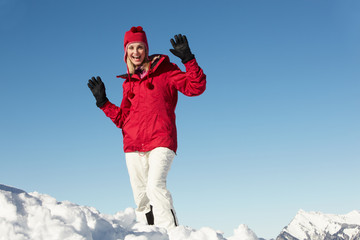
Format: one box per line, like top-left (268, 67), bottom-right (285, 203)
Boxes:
top-left (87, 26), bottom-right (206, 230)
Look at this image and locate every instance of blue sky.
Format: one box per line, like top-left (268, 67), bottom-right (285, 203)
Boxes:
top-left (1, 0), bottom-right (359, 238)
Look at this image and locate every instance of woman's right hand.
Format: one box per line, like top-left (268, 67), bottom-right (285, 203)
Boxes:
top-left (87, 76), bottom-right (109, 108)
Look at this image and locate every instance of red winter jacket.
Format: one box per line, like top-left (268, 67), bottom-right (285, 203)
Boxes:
top-left (100, 54), bottom-right (206, 153)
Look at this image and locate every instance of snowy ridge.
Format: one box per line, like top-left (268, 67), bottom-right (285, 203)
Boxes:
top-left (277, 209), bottom-right (360, 240)
top-left (2, 184), bottom-right (360, 240)
top-left (0, 184), bottom-right (258, 240)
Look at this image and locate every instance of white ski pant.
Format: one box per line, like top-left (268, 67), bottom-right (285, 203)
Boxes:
top-left (125, 147), bottom-right (178, 230)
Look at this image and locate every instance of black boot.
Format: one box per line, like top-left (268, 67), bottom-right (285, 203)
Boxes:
top-left (145, 205), bottom-right (154, 225)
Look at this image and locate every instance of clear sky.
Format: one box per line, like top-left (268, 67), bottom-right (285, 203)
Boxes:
top-left (0, 0), bottom-right (359, 239)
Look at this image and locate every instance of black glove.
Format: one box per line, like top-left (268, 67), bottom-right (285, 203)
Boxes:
top-left (170, 34), bottom-right (195, 64)
top-left (87, 76), bottom-right (108, 108)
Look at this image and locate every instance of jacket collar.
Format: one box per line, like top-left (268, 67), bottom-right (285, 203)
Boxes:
top-left (116, 54), bottom-right (169, 80)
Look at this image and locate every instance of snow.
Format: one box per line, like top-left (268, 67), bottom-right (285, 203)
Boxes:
top-left (227, 224), bottom-right (259, 240)
top-left (0, 184), bottom-right (258, 240)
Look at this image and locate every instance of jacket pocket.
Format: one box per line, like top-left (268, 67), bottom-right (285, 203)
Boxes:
top-left (146, 113), bottom-right (172, 140)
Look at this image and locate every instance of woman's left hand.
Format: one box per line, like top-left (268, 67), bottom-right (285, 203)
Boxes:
top-left (169, 34), bottom-right (195, 63)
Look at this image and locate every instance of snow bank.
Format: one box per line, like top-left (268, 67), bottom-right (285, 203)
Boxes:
top-left (0, 184), bottom-right (258, 240)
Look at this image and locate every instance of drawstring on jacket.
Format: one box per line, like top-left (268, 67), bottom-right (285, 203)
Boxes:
top-left (127, 65), bottom-right (136, 99)
top-left (146, 75), bottom-right (154, 90)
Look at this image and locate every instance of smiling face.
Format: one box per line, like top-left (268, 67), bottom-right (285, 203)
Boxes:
top-left (127, 42), bottom-right (147, 67)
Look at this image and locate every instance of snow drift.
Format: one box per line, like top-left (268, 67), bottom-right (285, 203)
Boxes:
top-left (0, 184), bottom-right (258, 240)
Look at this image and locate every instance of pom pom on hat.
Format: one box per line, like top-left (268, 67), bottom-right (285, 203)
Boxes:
top-left (130, 26), bottom-right (143, 32)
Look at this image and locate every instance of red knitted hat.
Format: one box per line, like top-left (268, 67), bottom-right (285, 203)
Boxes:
top-left (124, 26), bottom-right (148, 62)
